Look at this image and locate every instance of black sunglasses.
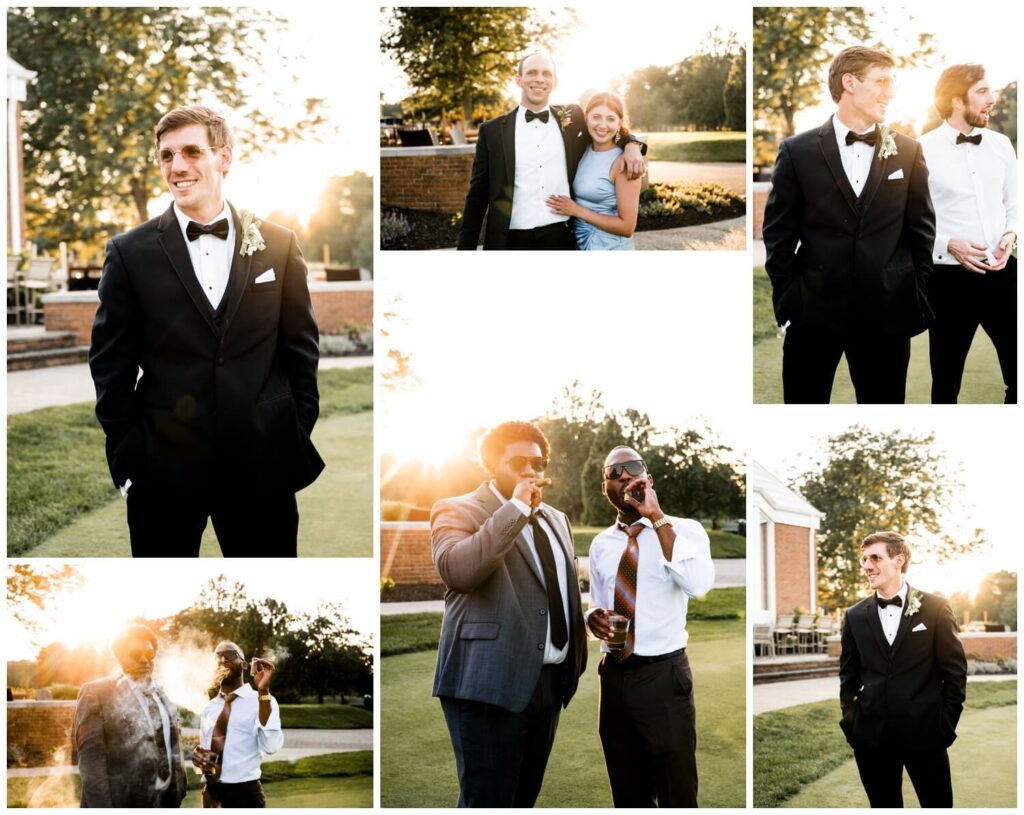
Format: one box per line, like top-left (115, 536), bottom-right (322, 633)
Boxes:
top-left (603, 460), bottom-right (647, 480)
top-left (127, 647), bottom-right (155, 661)
top-left (503, 456), bottom-right (548, 473)
top-left (216, 650), bottom-right (242, 662)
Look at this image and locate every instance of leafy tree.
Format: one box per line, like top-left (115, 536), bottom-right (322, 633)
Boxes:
top-left (8, 564), bottom-right (82, 632)
top-left (989, 81), bottom-right (1017, 150)
top-left (7, 6), bottom-right (326, 248)
top-left (305, 172), bottom-right (374, 273)
top-left (277, 604), bottom-right (371, 703)
top-left (723, 48), bottom-right (747, 131)
top-left (623, 64), bottom-right (680, 131)
top-left (795, 427), bottom-right (986, 609)
top-left (972, 571), bottom-right (1016, 629)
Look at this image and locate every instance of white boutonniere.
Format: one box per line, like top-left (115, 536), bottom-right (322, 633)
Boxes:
top-left (904, 589), bottom-right (922, 618)
top-left (877, 124), bottom-right (898, 160)
top-left (239, 210), bottom-right (266, 257)
top-left (555, 106), bottom-right (573, 131)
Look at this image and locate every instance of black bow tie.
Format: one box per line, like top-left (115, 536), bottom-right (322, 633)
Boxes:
top-left (877, 595), bottom-right (903, 609)
top-left (846, 129), bottom-right (878, 146)
top-left (525, 109), bottom-right (550, 124)
top-left (956, 133), bottom-right (982, 146)
top-left (186, 218), bottom-right (229, 241)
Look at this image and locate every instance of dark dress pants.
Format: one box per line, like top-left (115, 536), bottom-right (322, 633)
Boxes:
top-left (853, 744), bottom-right (953, 808)
top-left (505, 221), bottom-right (577, 250)
top-left (201, 779), bottom-right (267, 808)
top-left (127, 481), bottom-right (298, 557)
top-left (439, 663), bottom-right (565, 808)
top-left (783, 323), bottom-right (912, 403)
top-left (929, 256), bottom-right (1016, 403)
top-left (598, 650), bottom-right (698, 808)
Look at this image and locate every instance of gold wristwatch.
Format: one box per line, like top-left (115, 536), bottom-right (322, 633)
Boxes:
top-left (652, 516), bottom-right (672, 530)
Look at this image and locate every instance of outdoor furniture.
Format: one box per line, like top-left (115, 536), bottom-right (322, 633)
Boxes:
top-left (68, 265), bottom-right (103, 291)
top-left (753, 623), bottom-right (775, 657)
top-left (794, 613), bottom-right (816, 653)
top-left (21, 256), bottom-right (57, 324)
top-left (7, 255), bottom-right (23, 325)
top-left (449, 124), bottom-right (468, 145)
top-left (773, 613), bottom-right (796, 655)
top-left (397, 127), bottom-right (438, 147)
top-left (814, 616), bottom-right (836, 653)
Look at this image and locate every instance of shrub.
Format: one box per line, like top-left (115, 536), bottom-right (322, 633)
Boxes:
top-left (381, 578), bottom-right (396, 598)
top-left (381, 211), bottom-right (412, 248)
top-left (43, 684), bottom-right (79, 700)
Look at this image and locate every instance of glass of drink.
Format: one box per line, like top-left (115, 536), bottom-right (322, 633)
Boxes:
top-left (606, 612), bottom-right (630, 649)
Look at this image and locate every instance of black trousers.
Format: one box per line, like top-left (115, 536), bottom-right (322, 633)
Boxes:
top-left (201, 779), bottom-right (266, 808)
top-left (853, 744), bottom-right (952, 808)
top-left (126, 481), bottom-right (298, 557)
top-left (505, 221), bottom-right (577, 250)
top-left (439, 663), bottom-right (565, 807)
top-left (782, 323), bottom-right (912, 403)
top-left (929, 256), bottom-right (1017, 404)
top-left (598, 650), bottom-right (698, 808)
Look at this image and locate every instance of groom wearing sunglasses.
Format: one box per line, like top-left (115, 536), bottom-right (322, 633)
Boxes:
top-left (89, 105), bottom-right (323, 556)
top-left (587, 445), bottom-right (715, 807)
top-left (430, 420), bottom-right (587, 807)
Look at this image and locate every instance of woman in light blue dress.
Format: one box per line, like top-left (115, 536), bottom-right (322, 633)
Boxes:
top-left (546, 92), bottom-right (642, 250)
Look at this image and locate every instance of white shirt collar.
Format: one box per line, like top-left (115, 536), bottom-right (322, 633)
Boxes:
top-left (833, 112), bottom-right (876, 144)
top-left (173, 200), bottom-right (230, 232)
top-left (940, 119), bottom-right (981, 145)
top-left (616, 515), bottom-right (652, 531)
top-left (220, 682), bottom-right (254, 699)
top-left (876, 580), bottom-right (908, 604)
top-left (518, 104), bottom-right (553, 121)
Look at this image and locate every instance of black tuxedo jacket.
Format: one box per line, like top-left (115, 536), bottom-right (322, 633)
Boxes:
top-left (72, 675), bottom-right (188, 808)
top-left (839, 587), bottom-right (967, 752)
top-left (763, 118), bottom-right (936, 336)
top-left (89, 203), bottom-right (324, 497)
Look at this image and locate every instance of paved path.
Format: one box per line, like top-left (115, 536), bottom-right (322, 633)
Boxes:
top-left (6, 355), bottom-right (370, 415)
top-left (635, 216), bottom-right (745, 251)
top-left (648, 161), bottom-right (745, 194)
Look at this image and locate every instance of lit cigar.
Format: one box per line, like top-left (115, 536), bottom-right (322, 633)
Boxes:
top-left (536, 478), bottom-right (553, 488)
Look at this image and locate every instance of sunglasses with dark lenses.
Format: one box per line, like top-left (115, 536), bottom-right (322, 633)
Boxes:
top-left (603, 460), bottom-right (647, 480)
top-left (216, 650), bottom-right (242, 662)
top-left (128, 647), bottom-right (156, 661)
top-left (157, 145), bottom-right (219, 164)
top-left (504, 456), bottom-right (548, 473)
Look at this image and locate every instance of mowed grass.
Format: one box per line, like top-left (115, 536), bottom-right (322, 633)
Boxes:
top-left (573, 525), bottom-right (745, 557)
top-left (754, 679), bottom-right (1016, 807)
top-left (380, 617), bottom-right (745, 807)
top-left (644, 131), bottom-right (746, 163)
top-left (9, 367), bottom-right (372, 557)
top-left (279, 704), bottom-right (373, 729)
top-left (751, 267), bottom-right (1008, 403)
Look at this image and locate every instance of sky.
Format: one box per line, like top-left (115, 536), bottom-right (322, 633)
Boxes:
top-left (380, 5), bottom-right (744, 106)
top-left (7, 560), bottom-right (376, 662)
top-left (788, 5), bottom-right (1020, 133)
top-left (754, 408), bottom-right (1018, 599)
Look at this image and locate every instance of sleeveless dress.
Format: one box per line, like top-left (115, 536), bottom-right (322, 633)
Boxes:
top-left (572, 145), bottom-right (635, 251)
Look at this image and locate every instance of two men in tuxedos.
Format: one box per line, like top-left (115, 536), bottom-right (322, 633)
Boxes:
top-left (457, 52), bottom-right (646, 250)
top-left (89, 106), bottom-right (323, 555)
top-left (430, 421), bottom-right (587, 807)
top-left (839, 532), bottom-right (967, 807)
top-left (73, 625), bottom-right (188, 807)
top-left (763, 46), bottom-right (936, 403)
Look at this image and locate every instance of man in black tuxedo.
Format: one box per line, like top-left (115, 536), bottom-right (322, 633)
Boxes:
top-left (73, 625), bottom-right (189, 807)
top-left (457, 52), bottom-right (646, 250)
top-left (763, 46), bottom-right (936, 403)
top-left (89, 106), bottom-right (323, 556)
top-left (839, 532), bottom-right (967, 808)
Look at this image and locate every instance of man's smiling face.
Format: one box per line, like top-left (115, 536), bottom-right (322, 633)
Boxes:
top-left (159, 122), bottom-right (231, 221)
top-left (516, 54), bottom-right (557, 111)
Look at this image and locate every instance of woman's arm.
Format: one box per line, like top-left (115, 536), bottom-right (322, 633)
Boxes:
top-left (546, 170), bottom-right (641, 237)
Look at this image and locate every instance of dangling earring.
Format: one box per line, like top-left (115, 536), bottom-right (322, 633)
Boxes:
top-left (614, 129), bottom-right (621, 143)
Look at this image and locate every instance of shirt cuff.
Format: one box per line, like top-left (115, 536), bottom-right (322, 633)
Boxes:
top-left (509, 497), bottom-right (531, 516)
top-left (933, 233), bottom-right (953, 264)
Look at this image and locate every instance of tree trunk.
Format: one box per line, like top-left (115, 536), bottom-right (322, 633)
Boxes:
top-left (129, 175), bottom-right (149, 224)
top-left (462, 87), bottom-right (473, 130)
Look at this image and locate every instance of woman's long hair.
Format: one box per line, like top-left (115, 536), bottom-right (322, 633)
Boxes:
top-left (584, 91), bottom-right (631, 141)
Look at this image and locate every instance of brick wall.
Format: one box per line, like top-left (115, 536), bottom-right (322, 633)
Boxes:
top-left (380, 146), bottom-right (476, 214)
top-left (381, 522), bottom-right (443, 586)
top-left (7, 701), bottom-right (77, 767)
top-left (827, 632), bottom-right (1017, 660)
top-left (774, 523), bottom-right (815, 613)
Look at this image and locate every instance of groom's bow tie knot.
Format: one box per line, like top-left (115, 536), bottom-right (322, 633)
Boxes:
top-left (525, 109), bottom-right (550, 124)
top-left (186, 219), bottom-right (229, 241)
top-left (845, 129), bottom-right (878, 146)
top-left (956, 133), bottom-right (982, 146)
top-left (877, 595), bottom-right (903, 609)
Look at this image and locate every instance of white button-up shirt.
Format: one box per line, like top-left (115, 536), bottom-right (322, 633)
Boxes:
top-left (509, 105), bottom-right (571, 230)
top-left (488, 480), bottom-right (570, 664)
top-left (876, 581), bottom-right (909, 646)
top-left (919, 120), bottom-right (1018, 263)
top-left (174, 201), bottom-right (235, 308)
top-left (199, 683), bottom-right (283, 783)
top-left (588, 516), bottom-right (715, 656)
top-left (833, 113), bottom-right (876, 198)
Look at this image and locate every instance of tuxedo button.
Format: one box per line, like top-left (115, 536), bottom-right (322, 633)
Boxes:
top-left (539, 608), bottom-right (547, 616)
top-left (537, 643), bottom-right (544, 651)
top-left (217, 357), bottom-right (224, 366)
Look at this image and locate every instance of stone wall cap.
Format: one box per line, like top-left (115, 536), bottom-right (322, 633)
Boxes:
top-left (308, 281), bottom-right (373, 293)
top-left (41, 292), bottom-right (99, 304)
top-left (7, 700), bottom-right (78, 707)
top-left (381, 521), bottom-right (431, 530)
top-left (381, 145), bottom-right (477, 158)
top-left (960, 631), bottom-right (1017, 638)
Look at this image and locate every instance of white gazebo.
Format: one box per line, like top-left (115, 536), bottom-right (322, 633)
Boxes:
top-left (7, 55), bottom-right (37, 253)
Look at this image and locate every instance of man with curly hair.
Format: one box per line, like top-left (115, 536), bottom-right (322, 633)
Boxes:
top-left (430, 420), bottom-right (587, 806)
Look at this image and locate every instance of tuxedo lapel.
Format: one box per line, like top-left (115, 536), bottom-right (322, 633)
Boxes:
top-left (817, 118), bottom-right (858, 214)
top-left (888, 585), bottom-right (915, 658)
top-left (222, 203), bottom-right (254, 330)
top-left (501, 109), bottom-right (517, 191)
top-left (856, 138), bottom-right (887, 213)
top-left (156, 205), bottom-right (216, 334)
top-left (863, 595), bottom-right (892, 658)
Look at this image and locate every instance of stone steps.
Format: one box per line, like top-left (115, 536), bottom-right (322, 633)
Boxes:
top-left (7, 331), bottom-right (89, 371)
top-left (753, 656), bottom-right (840, 684)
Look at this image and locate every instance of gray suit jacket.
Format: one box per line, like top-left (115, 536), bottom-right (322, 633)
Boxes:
top-left (431, 482), bottom-right (587, 712)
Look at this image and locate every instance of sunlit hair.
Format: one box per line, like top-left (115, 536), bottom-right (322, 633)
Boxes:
top-left (934, 63), bottom-right (986, 120)
top-left (111, 624), bottom-right (159, 661)
top-left (477, 421), bottom-right (551, 475)
top-left (584, 91), bottom-right (631, 140)
top-left (154, 105), bottom-right (234, 152)
top-left (517, 51), bottom-right (557, 78)
top-left (828, 46), bottom-right (896, 103)
top-left (860, 531), bottom-right (911, 574)
top-left (215, 640), bottom-right (245, 661)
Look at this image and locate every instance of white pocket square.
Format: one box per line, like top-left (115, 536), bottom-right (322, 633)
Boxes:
top-left (912, 622), bottom-right (927, 632)
top-left (254, 268), bottom-right (276, 284)
top-left (888, 168), bottom-right (904, 180)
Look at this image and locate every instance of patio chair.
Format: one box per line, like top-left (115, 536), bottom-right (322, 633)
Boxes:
top-left (773, 613), bottom-right (796, 655)
top-left (22, 256), bottom-right (57, 324)
top-left (814, 616), bottom-right (836, 653)
top-left (7, 255), bottom-right (23, 325)
top-left (753, 623), bottom-right (775, 657)
top-left (398, 127), bottom-right (438, 147)
top-left (794, 613), bottom-right (816, 653)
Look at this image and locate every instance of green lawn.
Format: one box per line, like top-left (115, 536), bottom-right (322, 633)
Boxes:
top-left (280, 704), bottom-right (373, 729)
top-left (754, 680), bottom-right (1016, 807)
top-left (9, 367), bottom-right (372, 557)
top-left (645, 131), bottom-right (746, 163)
top-left (752, 266), bottom-right (1008, 403)
top-left (381, 617), bottom-right (745, 807)
top-left (573, 525), bottom-right (745, 557)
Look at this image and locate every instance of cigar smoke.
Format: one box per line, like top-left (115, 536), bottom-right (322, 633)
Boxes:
top-left (152, 633), bottom-right (218, 720)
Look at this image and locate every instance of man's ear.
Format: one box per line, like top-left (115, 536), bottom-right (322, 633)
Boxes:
top-left (647, 474), bottom-right (654, 487)
top-left (219, 145), bottom-right (233, 176)
top-left (601, 480), bottom-right (608, 498)
top-left (841, 72), bottom-right (858, 96)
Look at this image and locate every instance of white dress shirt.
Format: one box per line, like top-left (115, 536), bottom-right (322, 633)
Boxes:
top-left (120, 674), bottom-right (173, 791)
top-left (199, 683), bottom-right (283, 783)
top-left (509, 105), bottom-right (571, 230)
top-left (919, 120), bottom-right (1018, 263)
top-left (833, 113), bottom-right (876, 198)
top-left (588, 516), bottom-right (715, 657)
top-left (488, 480), bottom-right (570, 664)
top-left (173, 201), bottom-right (235, 308)
top-left (875, 581), bottom-right (909, 646)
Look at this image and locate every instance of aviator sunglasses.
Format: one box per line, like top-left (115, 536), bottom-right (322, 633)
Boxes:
top-left (157, 145), bottom-right (220, 164)
top-left (503, 456), bottom-right (548, 473)
top-left (602, 460), bottom-right (647, 480)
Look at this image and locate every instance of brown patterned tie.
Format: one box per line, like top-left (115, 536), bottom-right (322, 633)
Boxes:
top-left (612, 522), bottom-right (644, 662)
top-left (210, 691), bottom-right (237, 770)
